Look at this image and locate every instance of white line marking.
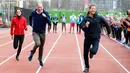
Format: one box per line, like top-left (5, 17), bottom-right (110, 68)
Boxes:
top-left (75, 32), bottom-right (84, 71)
top-left (0, 42), bottom-right (34, 65)
top-left (104, 35), bottom-right (130, 49)
top-left (0, 33), bottom-right (32, 48)
top-left (0, 35), bottom-right (10, 39)
top-left (99, 43), bottom-right (130, 73)
top-left (36, 33), bottom-right (62, 73)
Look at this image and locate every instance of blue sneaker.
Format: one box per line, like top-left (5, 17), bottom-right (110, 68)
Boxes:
top-left (28, 54), bottom-right (33, 61)
top-left (39, 60), bottom-right (44, 67)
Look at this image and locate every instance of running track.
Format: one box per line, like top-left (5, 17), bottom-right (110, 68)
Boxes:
top-left (0, 25), bottom-right (130, 73)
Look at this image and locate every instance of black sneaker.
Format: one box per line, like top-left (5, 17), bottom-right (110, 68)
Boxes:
top-left (90, 53), bottom-right (94, 59)
top-left (16, 56), bottom-right (19, 61)
top-left (28, 54), bottom-right (33, 61)
top-left (39, 60), bottom-right (44, 67)
top-left (83, 68), bottom-right (89, 73)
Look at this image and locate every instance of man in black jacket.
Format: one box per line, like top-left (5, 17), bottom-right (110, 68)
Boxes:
top-left (81, 4), bottom-right (111, 73)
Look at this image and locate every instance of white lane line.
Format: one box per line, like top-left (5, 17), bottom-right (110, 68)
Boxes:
top-left (100, 43), bottom-right (130, 73)
top-left (0, 33), bottom-right (32, 48)
top-left (36, 33), bottom-right (62, 73)
top-left (0, 35), bottom-right (10, 39)
top-left (0, 42), bottom-right (34, 65)
top-left (75, 32), bottom-right (84, 71)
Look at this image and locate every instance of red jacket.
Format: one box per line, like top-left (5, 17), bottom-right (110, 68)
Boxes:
top-left (10, 16), bottom-right (27, 35)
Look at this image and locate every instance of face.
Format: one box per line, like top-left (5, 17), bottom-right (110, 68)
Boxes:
top-left (89, 6), bottom-right (96, 15)
top-left (16, 10), bottom-right (22, 16)
top-left (37, 3), bottom-right (43, 12)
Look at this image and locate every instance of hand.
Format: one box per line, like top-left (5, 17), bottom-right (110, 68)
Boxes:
top-left (86, 21), bottom-right (90, 28)
top-left (42, 13), bottom-right (46, 17)
top-left (11, 35), bottom-right (14, 40)
top-left (25, 28), bottom-right (28, 31)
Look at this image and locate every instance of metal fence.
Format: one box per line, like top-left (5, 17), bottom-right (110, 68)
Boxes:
top-left (0, 0), bottom-right (130, 23)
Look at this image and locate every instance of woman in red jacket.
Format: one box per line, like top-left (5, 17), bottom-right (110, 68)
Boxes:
top-left (10, 8), bottom-right (27, 61)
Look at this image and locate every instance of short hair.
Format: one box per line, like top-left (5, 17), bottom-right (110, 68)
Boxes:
top-left (37, 3), bottom-right (43, 6)
top-left (15, 8), bottom-right (22, 14)
top-left (89, 4), bottom-right (96, 9)
top-left (16, 8), bottom-right (22, 12)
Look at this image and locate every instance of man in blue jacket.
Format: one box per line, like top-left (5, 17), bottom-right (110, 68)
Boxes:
top-left (81, 4), bottom-right (111, 73)
top-left (28, 3), bottom-right (51, 67)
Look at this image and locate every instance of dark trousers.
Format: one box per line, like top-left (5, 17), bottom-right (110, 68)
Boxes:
top-left (62, 22), bottom-right (66, 32)
top-left (53, 22), bottom-right (58, 32)
top-left (13, 35), bottom-right (24, 57)
top-left (84, 37), bottom-right (100, 68)
top-left (77, 24), bottom-right (81, 33)
top-left (48, 23), bottom-right (51, 32)
top-left (110, 25), bottom-right (116, 38)
top-left (125, 31), bottom-right (130, 44)
top-left (31, 32), bottom-right (45, 61)
top-left (115, 28), bottom-right (122, 41)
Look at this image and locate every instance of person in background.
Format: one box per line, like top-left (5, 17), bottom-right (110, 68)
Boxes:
top-left (53, 14), bottom-right (58, 33)
top-left (69, 13), bottom-right (76, 33)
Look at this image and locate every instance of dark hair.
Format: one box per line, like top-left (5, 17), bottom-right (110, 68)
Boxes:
top-left (89, 4), bottom-right (96, 9)
top-left (15, 8), bottom-right (22, 14)
top-left (16, 8), bottom-right (22, 12)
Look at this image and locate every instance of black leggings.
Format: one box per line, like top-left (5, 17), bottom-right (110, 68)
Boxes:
top-left (53, 22), bottom-right (58, 32)
top-left (77, 24), bottom-right (81, 33)
top-left (115, 28), bottom-right (122, 41)
top-left (125, 31), bottom-right (130, 44)
top-left (13, 35), bottom-right (24, 57)
top-left (48, 23), bottom-right (51, 32)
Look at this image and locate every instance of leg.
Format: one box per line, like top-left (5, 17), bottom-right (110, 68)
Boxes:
top-left (38, 33), bottom-right (46, 66)
top-left (13, 35), bottom-right (19, 49)
top-left (38, 33), bottom-right (45, 61)
top-left (31, 32), bottom-right (41, 54)
top-left (48, 23), bottom-right (51, 32)
top-left (83, 38), bottom-right (91, 68)
top-left (77, 24), bottom-right (79, 33)
top-left (64, 23), bottom-right (66, 33)
top-left (16, 35), bottom-right (24, 60)
top-left (79, 24), bottom-right (82, 34)
top-left (53, 22), bottom-right (55, 33)
top-left (73, 23), bottom-right (75, 33)
top-left (55, 22), bottom-right (58, 33)
top-left (28, 32), bottom-right (41, 61)
top-left (69, 23), bottom-right (71, 33)
top-left (62, 22), bottom-right (64, 32)
top-left (91, 38), bottom-right (100, 55)
top-left (125, 31), bottom-right (129, 44)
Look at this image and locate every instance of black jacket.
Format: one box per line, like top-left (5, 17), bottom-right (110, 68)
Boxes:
top-left (81, 12), bottom-right (111, 38)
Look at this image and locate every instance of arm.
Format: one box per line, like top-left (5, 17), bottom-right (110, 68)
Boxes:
top-left (100, 16), bottom-right (111, 35)
top-left (29, 13), bottom-right (33, 26)
top-left (125, 20), bottom-right (130, 27)
top-left (81, 17), bottom-right (87, 32)
top-left (44, 12), bottom-right (51, 24)
top-left (10, 19), bottom-right (15, 39)
top-left (24, 19), bottom-right (27, 31)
